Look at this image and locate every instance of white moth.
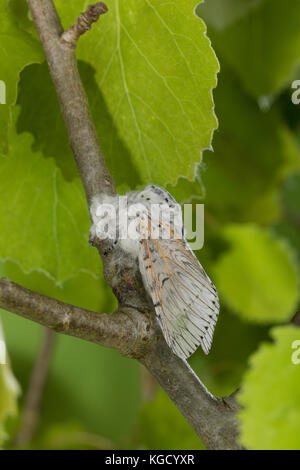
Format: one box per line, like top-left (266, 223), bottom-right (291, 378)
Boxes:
top-left (90, 185), bottom-right (219, 360)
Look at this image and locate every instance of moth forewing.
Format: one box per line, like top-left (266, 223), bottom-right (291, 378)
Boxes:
top-left (136, 190), bottom-right (219, 360)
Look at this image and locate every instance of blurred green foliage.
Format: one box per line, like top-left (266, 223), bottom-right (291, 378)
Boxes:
top-left (0, 0), bottom-right (299, 450)
top-left (0, 319), bottom-right (20, 448)
top-left (238, 326), bottom-right (300, 450)
top-left (213, 224), bottom-right (299, 323)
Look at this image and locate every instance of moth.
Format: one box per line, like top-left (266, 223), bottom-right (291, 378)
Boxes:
top-left (90, 185), bottom-right (219, 360)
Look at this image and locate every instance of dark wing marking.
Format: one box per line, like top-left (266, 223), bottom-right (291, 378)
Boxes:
top-left (138, 216), bottom-right (219, 360)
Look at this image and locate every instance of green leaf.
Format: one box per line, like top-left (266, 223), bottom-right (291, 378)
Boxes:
top-left (54, 0), bottom-right (219, 188)
top-left (0, 321), bottom-right (20, 447)
top-left (16, 62), bottom-right (79, 182)
top-left (0, 1), bottom-right (43, 153)
top-left (213, 225), bottom-right (300, 323)
top-left (7, 0), bottom-right (39, 39)
top-left (202, 68), bottom-right (300, 224)
top-left (0, 108), bottom-right (101, 285)
top-left (200, 0), bottom-right (300, 98)
top-left (197, 0), bottom-right (263, 31)
top-left (238, 325), bottom-right (300, 450)
top-left (0, 2), bottom-right (42, 105)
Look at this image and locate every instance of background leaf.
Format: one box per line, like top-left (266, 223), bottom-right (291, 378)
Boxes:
top-left (197, 0), bottom-right (263, 31)
top-left (198, 0), bottom-right (300, 98)
top-left (0, 1), bottom-right (42, 152)
top-left (201, 68), bottom-right (300, 224)
top-left (54, 0), bottom-right (219, 188)
top-left (238, 326), bottom-right (300, 450)
top-left (213, 225), bottom-right (300, 323)
top-left (0, 107), bottom-right (101, 284)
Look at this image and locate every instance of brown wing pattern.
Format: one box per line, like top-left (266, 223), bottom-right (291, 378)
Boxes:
top-left (138, 216), bottom-right (219, 360)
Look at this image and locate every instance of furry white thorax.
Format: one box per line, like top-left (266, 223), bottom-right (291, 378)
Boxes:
top-left (90, 185), bottom-right (183, 258)
top-left (90, 185), bottom-right (219, 360)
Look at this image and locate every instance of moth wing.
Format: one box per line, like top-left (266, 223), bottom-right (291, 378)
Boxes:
top-left (139, 233), bottom-right (219, 360)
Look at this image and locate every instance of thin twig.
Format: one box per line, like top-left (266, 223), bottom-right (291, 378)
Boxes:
top-left (292, 311), bottom-right (300, 326)
top-left (61, 2), bottom-right (108, 46)
top-left (15, 328), bottom-right (55, 447)
top-left (141, 367), bottom-right (158, 402)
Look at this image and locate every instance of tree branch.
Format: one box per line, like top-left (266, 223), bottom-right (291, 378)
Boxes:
top-left (0, 275), bottom-right (241, 448)
top-left (27, 0), bottom-right (115, 203)
top-left (6, 0), bottom-right (244, 449)
top-left (0, 278), bottom-right (151, 357)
